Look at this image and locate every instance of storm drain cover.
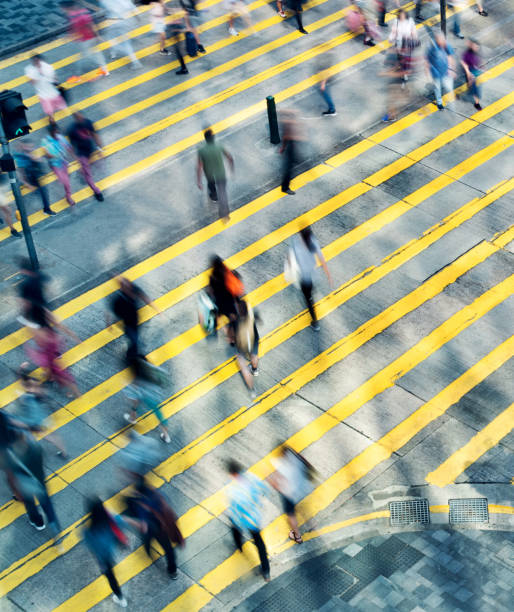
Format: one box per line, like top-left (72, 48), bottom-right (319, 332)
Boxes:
top-left (449, 498), bottom-right (489, 524)
top-left (389, 499), bottom-right (430, 526)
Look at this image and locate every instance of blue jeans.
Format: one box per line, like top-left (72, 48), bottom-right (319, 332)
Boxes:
top-left (320, 85), bottom-right (335, 112)
top-left (433, 75), bottom-right (454, 107)
top-left (469, 68), bottom-right (481, 99)
top-left (452, 12), bottom-right (461, 36)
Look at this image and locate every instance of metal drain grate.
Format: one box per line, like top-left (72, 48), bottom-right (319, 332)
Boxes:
top-left (449, 498), bottom-right (489, 524)
top-left (389, 499), bottom-right (430, 526)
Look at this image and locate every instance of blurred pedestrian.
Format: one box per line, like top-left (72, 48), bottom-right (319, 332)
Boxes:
top-left (166, 1), bottom-right (190, 75)
top-left (289, 0), bottom-right (308, 34)
top-left (350, 2), bottom-right (377, 46)
top-left (233, 298), bottom-right (260, 398)
top-left (121, 429), bottom-right (159, 481)
top-left (150, 0), bottom-right (169, 55)
top-left (62, 0), bottom-right (109, 81)
top-left (269, 445), bottom-right (314, 544)
top-left (461, 39), bottom-right (482, 110)
top-left (389, 9), bottom-right (418, 82)
top-left (208, 255), bottom-right (243, 342)
top-left (66, 111), bottom-right (104, 201)
top-left (377, 0), bottom-right (400, 28)
top-left (279, 109), bottom-right (304, 195)
top-left (124, 478), bottom-right (185, 579)
top-left (100, 0), bottom-right (142, 68)
top-left (25, 303), bottom-right (81, 398)
top-left (380, 48), bottom-right (407, 121)
top-left (41, 123), bottom-right (76, 207)
top-left (426, 32), bottom-right (456, 110)
top-left (316, 50), bottom-right (336, 116)
top-left (24, 55), bottom-right (67, 123)
top-left (83, 497), bottom-right (129, 607)
top-left (197, 129), bottom-right (234, 223)
top-left (14, 140), bottom-right (55, 216)
top-left (0, 173), bottom-right (21, 238)
top-left (290, 226), bottom-right (331, 330)
top-left (224, 0), bottom-right (253, 37)
top-left (276, 0), bottom-right (286, 18)
top-left (123, 355), bottom-right (171, 444)
top-left (226, 460), bottom-right (270, 582)
top-left (450, 0), bottom-right (465, 39)
top-left (107, 276), bottom-right (161, 361)
top-left (0, 410), bottom-right (23, 501)
top-left (17, 257), bottom-right (48, 326)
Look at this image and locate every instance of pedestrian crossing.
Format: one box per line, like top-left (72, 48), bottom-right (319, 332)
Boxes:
top-left (0, 0), bottom-right (512, 609)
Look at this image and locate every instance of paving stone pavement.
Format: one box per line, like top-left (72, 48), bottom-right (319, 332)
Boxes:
top-left (234, 530), bottom-right (514, 612)
top-left (0, 0), bottom-right (100, 57)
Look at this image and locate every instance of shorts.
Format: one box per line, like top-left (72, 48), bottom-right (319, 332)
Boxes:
top-left (281, 495), bottom-right (295, 515)
top-left (40, 95), bottom-right (67, 116)
top-left (152, 21), bottom-right (166, 33)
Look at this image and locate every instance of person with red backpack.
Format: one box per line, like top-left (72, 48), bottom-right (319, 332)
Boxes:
top-left (208, 255), bottom-right (243, 342)
top-left (61, 1), bottom-right (109, 81)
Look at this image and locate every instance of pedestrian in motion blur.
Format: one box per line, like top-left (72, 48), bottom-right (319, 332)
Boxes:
top-left (83, 497), bottom-right (129, 607)
top-left (224, 0), bottom-right (254, 37)
top-left (269, 445), bottom-right (314, 544)
top-left (226, 460), bottom-right (270, 582)
top-left (67, 111), bottom-right (105, 201)
top-left (100, 0), bottom-right (142, 68)
top-left (197, 129), bottom-right (234, 223)
top-left (0, 173), bottom-right (21, 238)
top-left (41, 123), bottom-right (76, 207)
top-left (25, 55), bottom-right (67, 123)
top-left (107, 276), bottom-right (161, 361)
top-left (426, 31), bottom-right (456, 110)
top-left (233, 298), bottom-right (261, 398)
top-left (14, 140), bottom-right (55, 216)
top-left (124, 478), bottom-right (185, 579)
top-left (316, 49), bottom-right (337, 116)
top-left (290, 226), bottom-right (331, 331)
top-left (208, 255), bottom-right (243, 342)
top-left (461, 39), bottom-right (483, 111)
top-left (279, 109), bottom-right (305, 195)
top-left (150, 0), bottom-right (169, 55)
top-left (17, 257), bottom-right (48, 327)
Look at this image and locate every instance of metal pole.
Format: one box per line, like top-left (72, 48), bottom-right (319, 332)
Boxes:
top-left (266, 95), bottom-right (281, 145)
top-left (440, 0), bottom-right (447, 36)
top-left (0, 123), bottom-right (39, 270)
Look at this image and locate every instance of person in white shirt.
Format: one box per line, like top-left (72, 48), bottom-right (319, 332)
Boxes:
top-left (24, 55), bottom-right (67, 122)
top-left (100, 0), bottom-right (142, 67)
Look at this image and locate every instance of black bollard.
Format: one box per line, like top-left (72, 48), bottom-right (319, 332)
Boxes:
top-left (266, 96), bottom-right (280, 145)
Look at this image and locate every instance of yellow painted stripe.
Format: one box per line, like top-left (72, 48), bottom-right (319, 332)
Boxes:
top-left (426, 402), bottom-right (514, 487)
top-left (39, 262), bottom-right (514, 609)
top-left (160, 338), bottom-right (514, 611)
top-left (489, 504), bottom-right (514, 515)
top-left (0, 2), bottom-right (482, 232)
top-left (1, 176), bottom-right (510, 534)
top-left (1, 60), bottom-right (510, 360)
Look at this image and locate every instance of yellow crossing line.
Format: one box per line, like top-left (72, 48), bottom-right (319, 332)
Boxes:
top-left (0, 60), bottom-right (510, 360)
top-left (24, 0), bottom-right (333, 123)
top-left (1, 217), bottom-right (510, 600)
top-left (426, 402), bottom-right (514, 487)
top-left (0, 4), bottom-right (476, 235)
top-left (54, 275), bottom-right (514, 610)
top-left (162, 337), bottom-right (514, 612)
top-left (0, 0), bottom-right (226, 90)
top-left (0, 171), bottom-right (510, 533)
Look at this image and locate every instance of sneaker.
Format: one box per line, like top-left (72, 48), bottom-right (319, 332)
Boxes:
top-left (282, 188), bottom-right (295, 195)
top-left (382, 114), bottom-right (390, 121)
top-left (43, 208), bottom-right (56, 216)
top-left (363, 39), bottom-right (375, 46)
top-left (478, 9), bottom-right (488, 16)
top-left (176, 68), bottom-right (189, 75)
top-left (159, 49), bottom-right (170, 55)
top-left (299, 28), bottom-right (308, 34)
top-left (437, 103), bottom-right (444, 110)
top-left (250, 388), bottom-right (257, 400)
top-left (474, 102), bottom-right (483, 111)
top-left (415, 15), bottom-right (424, 22)
top-left (278, 10), bottom-right (286, 17)
top-left (169, 570), bottom-right (179, 580)
top-left (160, 431), bottom-right (171, 443)
top-left (97, 68), bottom-right (110, 77)
top-left (310, 321), bottom-right (320, 331)
top-left (112, 594), bottom-right (128, 608)
top-left (228, 27), bottom-right (238, 36)
top-left (124, 412), bottom-right (137, 425)
top-left (11, 228), bottom-right (22, 238)
top-left (454, 32), bottom-right (464, 39)
top-left (249, 364), bottom-right (259, 377)
top-left (262, 571), bottom-right (271, 582)
top-left (322, 110), bottom-right (337, 116)
top-left (94, 191), bottom-right (104, 202)
top-left (67, 75), bottom-right (81, 83)
top-left (29, 515), bottom-right (46, 531)
top-left (198, 44), bottom-right (206, 53)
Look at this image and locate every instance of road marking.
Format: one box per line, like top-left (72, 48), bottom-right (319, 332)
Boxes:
top-left (1, 59), bottom-right (510, 356)
top-left (426, 402), bottom-right (514, 487)
top-left (160, 337), bottom-right (514, 612)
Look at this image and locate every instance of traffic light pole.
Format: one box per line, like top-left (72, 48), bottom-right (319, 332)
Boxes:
top-left (0, 123), bottom-right (39, 270)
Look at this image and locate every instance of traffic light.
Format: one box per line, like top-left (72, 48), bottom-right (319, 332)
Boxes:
top-left (0, 90), bottom-right (31, 141)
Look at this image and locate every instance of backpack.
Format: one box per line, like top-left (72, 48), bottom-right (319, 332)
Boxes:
top-left (225, 269), bottom-right (244, 298)
top-left (198, 290), bottom-right (217, 334)
top-left (185, 31), bottom-right (198, 57)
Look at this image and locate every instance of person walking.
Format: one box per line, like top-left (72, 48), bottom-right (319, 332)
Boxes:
top-left (380, 48), bottom-right (407, 122)
top-left (0, 173), bottom-right (21, 238)
top-left (14, 141), bottom-right (55, 216)
top-left (290, 226), bottom-right (331, 330)
top-left (41, 123), bottom-right (76, 207)
top-left (24, 55), bottom-right (67, 123)
top-left (107, 276), bottom-right (161, 360)
top-left (66, 111), bottom-right (104, 201)
top-left (290, 0), bottom-right (308, 34)
top-left (224, 0), bottom-right (254, 37)
top-left (124, 478), bottom-right (185, 578)
top-left (316, 50), bottom-right (336, 116)
top-left (208, 255), bottom-right (242, 342)
top-left (461, 39), bottom-right (483, 111)
top-left (16, 257), bottom-right (48, 326)
top-left (426, 32), bottom-right (456, 110)
top-left (166, 1), bottom-right (190, 75)
top-left (226, 460), bottom-right (270, 582)
top-left (62, 1), bottom-right (109, 81)
top-left (100, 0), bottom-right (142, 68)
top-left (83, 497), bottom-right (129, 607)
top-left (233, 298), bottom-right (260, 398)
top-left (269, 445), bottom-right (314, 544)
top-left (450, 0), bottom-right (465, 39)
top-left (197, 129), bottom-right (234, 223)
top-left (150, 0), bottom-right (170, 55)
top-left (279, 109), bottom-right (304, 195)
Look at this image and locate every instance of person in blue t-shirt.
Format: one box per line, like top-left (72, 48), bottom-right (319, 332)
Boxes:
top-left (426, 32), bottom-right (456, 110)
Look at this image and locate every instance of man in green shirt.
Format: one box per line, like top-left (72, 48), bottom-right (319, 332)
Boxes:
top-left (197, 129), bottom-right (234, 223)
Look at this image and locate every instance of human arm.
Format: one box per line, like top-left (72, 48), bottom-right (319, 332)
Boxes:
top-left (315, 248), bottom-right (332, 287)
top-left (197, 155), bottom-right (204, 189)
top-left (223, 149), bottom-right (235, 173)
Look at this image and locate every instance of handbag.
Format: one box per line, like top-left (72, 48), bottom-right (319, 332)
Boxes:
top-left (284, 248), bottom-right (300, 288)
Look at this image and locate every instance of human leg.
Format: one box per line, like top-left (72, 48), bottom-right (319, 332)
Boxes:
top-left (174, 41), bottom-right (188, 74)
top-left (231, 525), bottom-right (244, 552)
top-left (78, 156), bottom-right (101, 195)
top-left (442, 74), bottom-right (454, 108)
top-left (215, 180), bottom-right (230, 221)
top-left (22, 494), bottom-right (45, 527)
top-left (293, 0), bottom-right (306, 33)
top-left (103, 563), bottom-right (123, 598)
top-left (52, 164), bottom-right (75, 205)
top-left (154, 528), bottom-right (177, 574)
top-left (125, 325), bottom-right (139, 361)
top-left (320, 85), bottom-right (335, 113)
top-left (250, 529), bottom-right (270, 577)
top-left (433, 77), bottom-right (443, 107)
top-left (207, 180), bottom-right (218, 201)
top-left (300, 280), bottom-right (316, 323)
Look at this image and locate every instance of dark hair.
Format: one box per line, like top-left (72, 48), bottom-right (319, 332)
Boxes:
top-left (300, 226), bottom-right (315, 252)
top-left (204, 129), bottom-right (214, 143)
top-left (227, 459), bottom-right (242, 475)
top-left (210, 255), bottom-right (226, 282)
top-left (31, 54), bottom-right (42, 62)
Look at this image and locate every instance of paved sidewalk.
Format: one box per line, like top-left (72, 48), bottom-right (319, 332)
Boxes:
top-left (235, 529), bottom-right (514, 612)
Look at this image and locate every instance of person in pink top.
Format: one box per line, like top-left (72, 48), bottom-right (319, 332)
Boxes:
top-left (62, 0), bottom-right (109, 81)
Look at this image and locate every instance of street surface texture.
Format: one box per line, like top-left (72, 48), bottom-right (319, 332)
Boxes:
top-left (0, 0), bottom-right (513, 610)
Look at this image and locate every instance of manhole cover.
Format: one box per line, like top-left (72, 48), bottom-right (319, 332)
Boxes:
top-left (389, 499), bottom-right (430, 526)
top-left (449, 498), bottom-right (489, 524)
